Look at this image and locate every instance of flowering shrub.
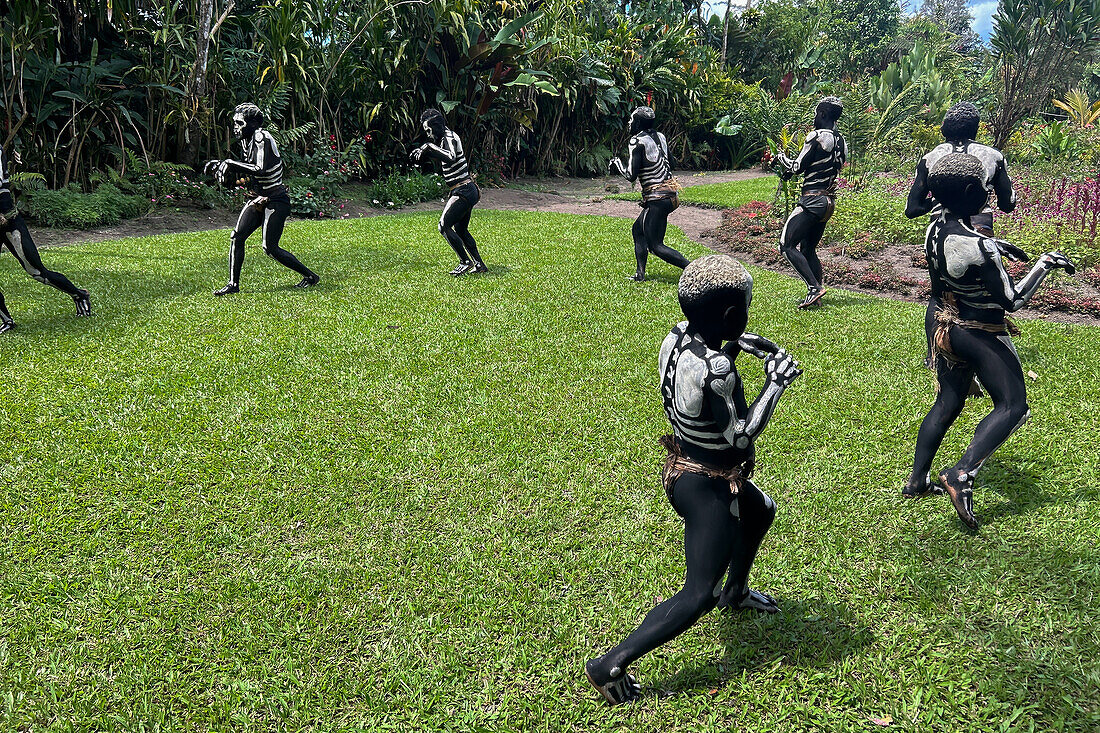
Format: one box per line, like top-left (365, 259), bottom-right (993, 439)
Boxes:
top-left (116, 156), bottom-right (227, 208)
top-left (471, 151), bottom-right (507, 188)
top-left (710, 200), bottom-right (785, 265)
top-left (997, 174), bottom-right (1100, 267)
top-left (284, 133), bottom-right (372, 186)
top-left (286, 176), bottom-right (344, 218)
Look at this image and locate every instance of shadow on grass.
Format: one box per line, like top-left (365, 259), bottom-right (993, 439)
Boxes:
top-left (651, 598), bottom-right (875, 697)
top-left (630, 273), bottom-right (679, 285)
top-left (3, 259), bottom-right (227, 334)
top-left (979, 455), bottom-right (1054, 525)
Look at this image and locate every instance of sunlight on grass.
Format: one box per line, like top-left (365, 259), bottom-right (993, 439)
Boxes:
top-left (1, 211), bottom-right (1098, 730)
top-left (612, 175), bottom-right (780, 209)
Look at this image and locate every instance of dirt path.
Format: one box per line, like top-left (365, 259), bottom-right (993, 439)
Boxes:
top-left (31, 170), bottom-right (750, 249)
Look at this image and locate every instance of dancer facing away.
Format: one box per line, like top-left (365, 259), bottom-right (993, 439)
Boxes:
top-left (905, 153), bottom-right (1074, 529)
top-left (410, 109), bottom-right (487, 276)
top-left (203, 103), bottom-right (320, 296)
top-left (608, 106), bottom-right (690, 282)
top-left (586, 254), bottom-right (801, 705)
top-left (0, 146), bottom-right (92, 323)
top-left (775, 96), bottom-right (847, 309)
top-left (906, 102), bottom-right (1016, 238)
top-left (906, 102), bottom-right (1023, 379)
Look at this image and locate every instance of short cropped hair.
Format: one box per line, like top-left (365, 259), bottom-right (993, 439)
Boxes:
top-left (941, 102), bottom-right (980, 142)
top-left (678, 254), bottom-right (753, 320)
top-left (815, 96), bottom-right (843, 124)
top-left (234, 103), bottom-right (263, 128)
top-left (928, 152), bottom-right (985, 208)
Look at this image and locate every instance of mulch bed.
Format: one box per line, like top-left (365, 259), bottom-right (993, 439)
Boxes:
top-left (704, 201), bottom-right (1100, 324)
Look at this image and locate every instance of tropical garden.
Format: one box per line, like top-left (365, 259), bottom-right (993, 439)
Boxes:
top-left (3, 0), bottom-right (1100, 729)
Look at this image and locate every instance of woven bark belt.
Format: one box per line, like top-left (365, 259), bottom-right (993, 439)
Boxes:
top-left (932, 292), bottom-right (1019, 369)
top-left (642, 176), bottom-right (683, 202)
top-left (659, 434), bottom-right (753, 505)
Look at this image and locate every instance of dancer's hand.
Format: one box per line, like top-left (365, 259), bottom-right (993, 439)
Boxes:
top-left (736, 332), bottom-right (780, 359)
top-left (764, 348), bottom-right (801, 387)
top-left (202, 160), bottom-right (221, 177)
top-left (409, 145), bottom-right (426, 163)
top-left (1041, 251), bottom-right (1076, 275)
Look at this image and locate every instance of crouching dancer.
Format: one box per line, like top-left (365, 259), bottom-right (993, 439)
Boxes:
top-left (774, 96), bottom-right (846, 309)
top-left (586, 254), bottom-right (801, 705)
top-left (203, 103), bottom-right (319, 296)
top-left (0, 147), bottom-right (91, 318)
top-left (608, 106), bottom-right (690, 282)
top-left (410, 109), bottom-right (487, 276)
top-left (906, 153), bottom-right (1074, 529)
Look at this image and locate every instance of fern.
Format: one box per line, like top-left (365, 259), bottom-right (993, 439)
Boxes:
top-left (11, 172), bottom-right (46, 191)
top-left (269, 121), bottom-right (317, 148)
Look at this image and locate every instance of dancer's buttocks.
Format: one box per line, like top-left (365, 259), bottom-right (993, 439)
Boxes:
top-left (797, 192), bottom-right (835, 222)
top-left (450, 180), bottom-right (480, 205)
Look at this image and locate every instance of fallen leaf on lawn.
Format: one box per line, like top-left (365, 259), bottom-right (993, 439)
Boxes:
top-left (1027, 370), bottom-right (1039, 380)
top-left (870, 716), bottom-right (893, 726)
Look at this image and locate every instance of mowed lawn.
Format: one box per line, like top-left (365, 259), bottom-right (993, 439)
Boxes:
top-left (1, 210), bottom-right (1098, 731)
top-left (612, 174), bottom-right (779, 208)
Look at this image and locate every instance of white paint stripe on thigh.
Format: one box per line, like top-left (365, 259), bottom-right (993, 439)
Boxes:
top-left (778, 206), bottom-right (803, 250)
top-left (7, 229), bottom-right (41, 277)
top-left (262, 206), bottom-right (274, 253)
top-left (440, 195), bottom-right (459, 231)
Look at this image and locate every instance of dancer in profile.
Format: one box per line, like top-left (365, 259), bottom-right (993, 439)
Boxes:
top-left (586, 254), bottom-right (800, 705)
top-left (774, 96), bottom-right (846, 309)
top-left (0, 147), bottom-right (92, 318)
top-left (410, 109), bottom-right (487, 276)
top-left (608, 106), bottom-right (689, 282)
top-left (203, 103), bottom-right (319, 296)
top-left (906, 153), bottom-right (1074, 528)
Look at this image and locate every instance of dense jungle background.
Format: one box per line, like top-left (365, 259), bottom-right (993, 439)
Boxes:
top-left (3, 0), bottom-right (1100, 237)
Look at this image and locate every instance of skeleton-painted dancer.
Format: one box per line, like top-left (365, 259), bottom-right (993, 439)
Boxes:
top-left (905, 153), bottom-right (1074, 529)
top-left (586, 255), bottom-right (800, 705)
top-left (0, 147), bottom-right (91, 319)
top-left (410, 109), bottom-right (487, 276)
top-left (906, 102), bottom-right (1016, 238)
top-left (775, 96), bottom-right (847, 309)
top-left (608, 106), bottom-right (690, 282)
top-left (906, 103), bottom-right (1022, 378)
top-left (203, 103), bottom-right (319, 296)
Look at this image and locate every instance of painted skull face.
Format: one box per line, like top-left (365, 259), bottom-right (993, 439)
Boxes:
top-left (629, 106), bottom-right (655, 135)
top-left (422, 115), bottom-right (445, 142)
top-left (232, 113), bottom-right (248, 141)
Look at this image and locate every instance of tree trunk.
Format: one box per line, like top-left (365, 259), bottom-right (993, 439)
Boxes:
top-left (182, 0), bottom-right (216, 166)
top-left (721, 0), bottom-right (734, 68)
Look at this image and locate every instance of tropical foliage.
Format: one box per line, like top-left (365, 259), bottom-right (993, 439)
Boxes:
top-left (3, 0), bottom-right (1100, 203)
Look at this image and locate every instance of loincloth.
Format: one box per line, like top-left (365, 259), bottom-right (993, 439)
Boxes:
top-left (659, 434), bottom-right (754, 507)
top-left (642, 177), bottom-right (683, 208)
top-left (0, 207), bottom-right (18, 228)
top-left (930, 293), bottom-right (1020, 394)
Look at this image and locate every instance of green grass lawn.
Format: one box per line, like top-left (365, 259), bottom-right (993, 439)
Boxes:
top-left (1, 211), bottom-right (1098, 731)
top-left (611, 174), bottom-right (779, 209)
